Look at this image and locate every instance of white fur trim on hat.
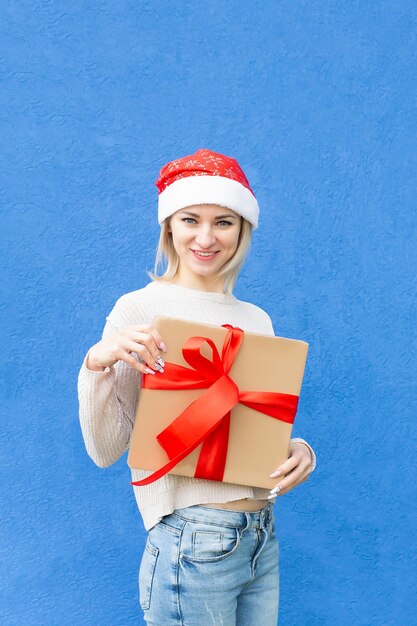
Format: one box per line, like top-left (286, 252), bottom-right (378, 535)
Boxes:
top-left (157, 175), bottom-right (259, 229)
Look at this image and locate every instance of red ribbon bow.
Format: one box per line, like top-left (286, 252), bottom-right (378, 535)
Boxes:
top-left (131, 325), bottom-right (299, 487)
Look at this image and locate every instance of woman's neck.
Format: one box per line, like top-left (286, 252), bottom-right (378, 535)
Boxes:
top-left (170, 273), bottom-right (226, 294)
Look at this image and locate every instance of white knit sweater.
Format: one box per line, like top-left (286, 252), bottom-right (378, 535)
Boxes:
top-left (77, 280), bottom-right (316, 531)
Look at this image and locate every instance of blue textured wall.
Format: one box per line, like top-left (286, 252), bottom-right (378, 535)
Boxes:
top-left (2, 2), bottom-right (416, 624)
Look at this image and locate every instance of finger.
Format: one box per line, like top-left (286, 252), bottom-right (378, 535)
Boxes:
top-left (270, 443), bottom-right (311, 478)
top-left (277, 467), bottom-right (312, 495)
top-left (269, 465), bottom-right (312, 498)
top-left (146, 327), bottom-right (167, 353)
top-left (132, 330), bottom-right (166, 367)
top-left (270, 464), bottom-right (305, 493)
top-left (269, 454), bottom-right (299, 478)
top-left (125, 337), bottom-right (164, 372)
top-left (270, 458), bottom-right (309, 492)
top-left (119, 350), bottom-right (156, 375)
top-left (131, 325), bottom-right (167, 353)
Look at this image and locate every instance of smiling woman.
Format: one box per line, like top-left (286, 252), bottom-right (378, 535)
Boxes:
top-left (148, 204), bottom-right (252, 294)
top-left (78, 148), bottom-right (316, 625)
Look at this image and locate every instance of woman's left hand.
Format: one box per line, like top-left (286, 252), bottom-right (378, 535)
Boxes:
top-left (268, 442), bottom-right (313, 499)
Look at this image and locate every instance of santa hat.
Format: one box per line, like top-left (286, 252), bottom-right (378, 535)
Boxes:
top-left (155, 148), bottom-right (259, 229)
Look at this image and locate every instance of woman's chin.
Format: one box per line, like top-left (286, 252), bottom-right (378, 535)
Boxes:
top-left (189, 261), bottom-right (220, 275)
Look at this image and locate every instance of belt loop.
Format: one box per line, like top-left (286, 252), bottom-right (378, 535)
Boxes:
top-left (267, 501), bottom-right (273, 526)
top-left (261, 503), bottom-right (271, 528)
top-left (243, 512), bottom-right (250, 531)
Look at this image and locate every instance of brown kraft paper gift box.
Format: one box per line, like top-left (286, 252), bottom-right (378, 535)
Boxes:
top-left (127, 316), bottom-right (309, 490)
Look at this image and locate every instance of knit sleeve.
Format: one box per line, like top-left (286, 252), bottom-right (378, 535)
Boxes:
top-left (77, 315), bottom-right (142, 468)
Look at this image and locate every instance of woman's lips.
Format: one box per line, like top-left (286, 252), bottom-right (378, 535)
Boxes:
top-left (191, 249), bottom-right (220, 261)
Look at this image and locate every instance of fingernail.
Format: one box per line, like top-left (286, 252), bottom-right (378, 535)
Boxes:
top-left (270, 486), bottom-right (281, 495)
top-left (267, 494), bottom-right (277, 500)
top-left (160, 342), bottom-right (167, 352)
top-left (155, 364), bottom-right (164, 373)
top-left (270, 470), bottom-right (281, 478)
top-left (157, 356), bottom-right (165, 366)
top-left (145, 368), bottom-right (155, 375)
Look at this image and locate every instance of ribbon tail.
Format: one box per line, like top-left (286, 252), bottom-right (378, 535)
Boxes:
top-left (194, 412), bottom-right (231, 482)
top-left (130, 411), bottom-right (229, 487)
top-left (131, 375), bottom-right (239, 487)
top-left (131, 442), bottom-right (202, 487)
top-left (239, 391), bottom-right (299, 424)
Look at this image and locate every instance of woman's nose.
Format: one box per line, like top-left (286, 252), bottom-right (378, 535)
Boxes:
top-left (195, 227), bottom-right (216, 248)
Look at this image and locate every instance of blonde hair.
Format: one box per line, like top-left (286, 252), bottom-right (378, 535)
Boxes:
top-left (147, 215), bottom-right (253, 295)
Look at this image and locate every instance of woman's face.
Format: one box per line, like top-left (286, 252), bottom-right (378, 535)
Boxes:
top-left (168, 204), bottom-right (242, 289)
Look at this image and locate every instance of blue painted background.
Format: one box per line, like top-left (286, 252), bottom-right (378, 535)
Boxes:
top-left (2, 1), bottom-right (416, 624)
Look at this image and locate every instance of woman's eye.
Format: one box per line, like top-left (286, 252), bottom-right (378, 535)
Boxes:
top-left (180, 218), bottom-right (233, 226)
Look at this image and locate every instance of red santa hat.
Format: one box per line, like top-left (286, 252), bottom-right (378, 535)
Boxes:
top-left (155, 148), bottom-right (259, 229)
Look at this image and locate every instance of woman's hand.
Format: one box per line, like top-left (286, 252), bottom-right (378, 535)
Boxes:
top-left (86, 324), bottom-right (167, 375)
top-left (268, 441), bottom-right (313, 499)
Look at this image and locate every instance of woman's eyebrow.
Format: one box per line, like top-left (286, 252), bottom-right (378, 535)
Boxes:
top-left (180, 210), bottom-right (238, 219)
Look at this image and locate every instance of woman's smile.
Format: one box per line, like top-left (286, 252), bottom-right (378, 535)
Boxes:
top-left (166, 204), bottom-right (242, 290)
top-left (190, 249), bottom-right (220, 261)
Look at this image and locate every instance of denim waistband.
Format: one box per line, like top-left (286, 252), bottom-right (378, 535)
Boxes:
top-left (168, 501), bottom-right (274, 530)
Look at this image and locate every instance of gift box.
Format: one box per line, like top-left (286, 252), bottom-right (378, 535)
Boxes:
top-left (127, 316), bottom-right (309, 489)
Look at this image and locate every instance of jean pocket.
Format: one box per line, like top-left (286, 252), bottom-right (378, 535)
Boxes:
top-left (179, 522), bottom-right (241, 563)
top-left (138, 537), bottom-right (159, 610)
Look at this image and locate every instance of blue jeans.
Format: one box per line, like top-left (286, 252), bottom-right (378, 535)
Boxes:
top-left (138, 501), bottom-right (279, 625)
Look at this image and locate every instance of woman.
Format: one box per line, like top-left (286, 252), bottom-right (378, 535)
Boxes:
top-left (77, 148), bottom-right (316, 625)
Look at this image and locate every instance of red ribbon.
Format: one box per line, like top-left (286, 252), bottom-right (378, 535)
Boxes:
top-left (131, 325), bottom-right (299, 487)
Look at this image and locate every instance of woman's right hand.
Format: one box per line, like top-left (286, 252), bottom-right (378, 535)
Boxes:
top-left (86, 324), bottom-right (167, 375)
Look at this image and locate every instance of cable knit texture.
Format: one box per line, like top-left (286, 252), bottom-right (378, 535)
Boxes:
top-left (77, 280), bottom-right (316, 530)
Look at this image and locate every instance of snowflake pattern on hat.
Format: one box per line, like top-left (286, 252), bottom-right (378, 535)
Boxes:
top-left (155, 149), bottom-right (254, 196)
